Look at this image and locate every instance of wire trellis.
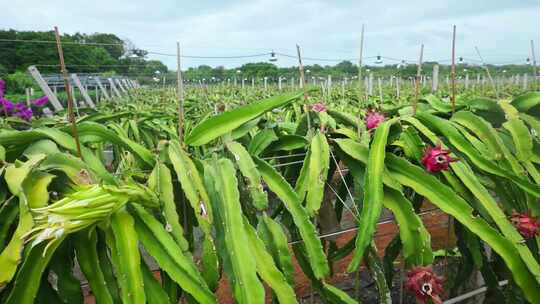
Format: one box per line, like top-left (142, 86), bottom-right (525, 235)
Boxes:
top-left (0, 38), bottom-right (532, 65)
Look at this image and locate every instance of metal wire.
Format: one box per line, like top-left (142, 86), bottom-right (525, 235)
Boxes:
top-left (272, 160), bottom-right (305, 168)
top-left (0, 38), bottom-right (125, 46)
top-left (288, 207), bottom-right (441, 245)
top-left (325, 181), bottom-right (361, 223)
top-left (261, 152), bottom-right (306, 160)
top-left (0, 38), bottom-right (530, 64)
top-left (147, 50), bottom-right (271, 59)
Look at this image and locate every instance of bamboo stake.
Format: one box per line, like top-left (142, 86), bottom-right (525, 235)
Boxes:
top-left (54, 26), bottom-right (83, 160)
top-left (413, 44), bottom-right (424, 115)
top-left (531, 40), bottom-right (537, 90)
top-left (451, 25), bottom-right (457, 114)
top-left (296, 44), bottom-right (311, 132)
top-left (176, 42), bottom-right (185, 144)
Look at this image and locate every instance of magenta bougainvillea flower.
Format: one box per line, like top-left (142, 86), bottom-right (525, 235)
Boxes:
top-left (0, 101), bottom-right (33, 121)
top-left (0, 98), bottom-right (14, 113)
top-left (365, 110), bottom-right (385, 130)
top-left (32, 96), bottom-right (49, 107)
top-left (14, 108), bottom-right (33, 120)
top-left (511, 212), bottom-right (540, 239)
top-left (311, 102), bottom-right (327, 113)
top-left (15, 102), bottom-right (26, 111)
top-left (405, 266), bottom-right (444, 304)
top-left (421, 144), bottom-right (457, 173)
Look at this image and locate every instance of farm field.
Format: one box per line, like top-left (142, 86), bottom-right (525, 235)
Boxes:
top-left (1, 1), bottom-right (540, 302)
top-left (1, 72), bottom-right (540, 304)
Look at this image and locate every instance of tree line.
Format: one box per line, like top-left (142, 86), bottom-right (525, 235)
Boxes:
top-left (178, 60), bottom-right (536, 84)
top-left (0, 29), bottom-right (168, 94)
top-left (0, 29), bottom-right (168, 76)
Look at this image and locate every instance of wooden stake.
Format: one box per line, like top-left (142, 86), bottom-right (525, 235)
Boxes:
top-left (413, 44), bottom-right (424, 115)
top-left (368, 72), bottom-right (373, 96)
top-left (396, 76), bottom-right (400, 99)
top-left (531, 40), bottom-right (537, 90)
top-left (296, 44), bottom-right (311, 132)
top-left (451, 25), bottom-right (457, 114)
top-left (358, 24), bottom-right (365, 104)
top-left (176, 42), bottom-right (185, 143)
top-left (54, 26), bottom-right (83, 160)
top-left (25, 88), bottom-right (31, 107)
top-left (377, 77), bottom-right (383, 103)
top-left (432, 64), bottom-right (439, 92)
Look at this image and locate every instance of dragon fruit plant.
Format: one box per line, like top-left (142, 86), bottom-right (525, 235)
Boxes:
top-left (0, 85), bottom-right (539, 304)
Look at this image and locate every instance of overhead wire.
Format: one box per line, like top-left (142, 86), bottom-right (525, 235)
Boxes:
top-left (0, 38), bottom-right (532, 70)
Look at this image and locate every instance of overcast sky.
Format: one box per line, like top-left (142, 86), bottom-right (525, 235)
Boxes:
top-left (2, 0), bottom-right (540, 69)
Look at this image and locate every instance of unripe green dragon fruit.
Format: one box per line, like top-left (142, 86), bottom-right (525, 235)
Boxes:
top-left (25, 183), bottom-right (158, 252)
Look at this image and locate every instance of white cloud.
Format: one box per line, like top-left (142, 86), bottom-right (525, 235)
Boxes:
top-left (1, 0), bottom-right (539, 69)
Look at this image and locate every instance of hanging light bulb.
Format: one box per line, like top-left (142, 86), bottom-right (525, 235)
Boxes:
top-left (269, 50), bottom-right (278, 62)
top-left (375, 54), bottom-right (383, 64)
top-left (458, 57), bottom-right (464, 64)
top-left (526, 57), bottom-right (531, 65)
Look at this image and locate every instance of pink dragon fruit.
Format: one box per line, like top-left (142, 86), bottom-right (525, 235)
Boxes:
top-left (365, 110), bottom-right (385, 130)
top-left (421, 144), bottom-right (457, 173)
top-left (405, 266), bottom-right (444, 304)
top-left (511, 212), bottom-right (540, 239)
top-left (311, 102), bottom-right (327, 113)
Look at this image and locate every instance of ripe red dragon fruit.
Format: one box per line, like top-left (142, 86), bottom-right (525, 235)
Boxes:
top-left (405, 266), bottom-right (444, 304)
top-left (311, 102), bottom-right (327, 113)
top-left (421, 144), bottom-right (456, 173)
top-left (365, 110), bottom-right (385, 130)
top-left (511, 212), bottom-right (540, 239)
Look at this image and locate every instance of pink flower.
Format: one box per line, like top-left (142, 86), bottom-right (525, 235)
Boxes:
top-left (511, 212), bottom-right (540, 239)
top-left (14, 102), bottom-right (26, 111)
top-left (421, 144), bottom-right (457, 173)
top-left (366, 110), bottom-right (385, 130)
top-left (15, 108), bottom-right (33, 120)
top-left (311, 102), bottom-right (327, 113)
top-left (405, 266), bottom-right (444, 304)
top-left (0, 98), bottom-right (14, 114)
top-left (32, 96), bottom-right (49, 107)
